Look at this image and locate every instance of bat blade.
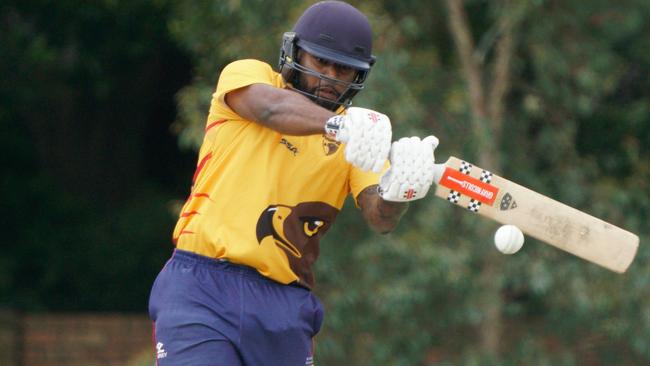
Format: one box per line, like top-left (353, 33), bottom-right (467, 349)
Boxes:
top-left (433, 156), bottom-right (639, 273)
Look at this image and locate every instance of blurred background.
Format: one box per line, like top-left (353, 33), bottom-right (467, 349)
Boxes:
top-left (1, 0), bottom-right (648, 365)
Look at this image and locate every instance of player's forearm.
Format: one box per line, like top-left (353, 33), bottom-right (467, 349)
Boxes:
top-left (261, 89), bottom-right (336, 135)
top-left (226, 84), bottom-right (334, 136)
top-left (358, 185), bottom-right (409, 234)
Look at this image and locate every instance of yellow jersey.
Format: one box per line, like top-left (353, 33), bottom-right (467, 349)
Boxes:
top-left (173, 59), bottom-right (381, 288)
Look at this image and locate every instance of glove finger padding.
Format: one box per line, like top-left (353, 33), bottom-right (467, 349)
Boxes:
top-left (373, 138), bottom-right (391, 172)
top-left (327, 107), bottom-right (392, 173)
top-left (422, 135), bottom-right (440, 150)
top-left (379, 135), bottom-right (439, 202)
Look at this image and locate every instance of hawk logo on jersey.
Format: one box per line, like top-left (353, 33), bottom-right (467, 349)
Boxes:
top-left (255, 202), bottom-right (339, 286)
top-left (322, 135), bottom-right (340, 156)
top-left (255, 202), bottom-right (338, 258)
top-left (256, 204), bottom-right (326, 258)
top-left (256, 205), bottom-right (304, 257)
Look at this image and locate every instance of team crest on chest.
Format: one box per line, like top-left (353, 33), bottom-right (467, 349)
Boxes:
top-left (322, 135), bottom-right (340, 156)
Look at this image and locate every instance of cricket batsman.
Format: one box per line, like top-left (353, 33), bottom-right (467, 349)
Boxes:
top-left (148, 1), bottom-right (438, 364)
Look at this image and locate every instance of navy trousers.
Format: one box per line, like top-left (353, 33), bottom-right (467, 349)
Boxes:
top-left (149, 250), bottom-right (324, 365)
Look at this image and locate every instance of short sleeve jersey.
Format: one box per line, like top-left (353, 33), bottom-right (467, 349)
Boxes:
top-left (173, 59), bottom-right (381, 288)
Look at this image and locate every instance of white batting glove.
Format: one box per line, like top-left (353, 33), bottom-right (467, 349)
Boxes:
top-left (324, 107), bottom-right (392, 172)
top-left (378, 135), bottom-right (439, 202)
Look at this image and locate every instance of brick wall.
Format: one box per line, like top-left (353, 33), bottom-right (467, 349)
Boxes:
top-left (0, 310), bottom-right (153, 366)
top-left (0, 310), bottom-right (19, 366)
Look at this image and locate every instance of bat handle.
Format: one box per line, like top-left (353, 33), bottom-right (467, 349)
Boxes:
top-left (432, 163), bottom-right (446, 185)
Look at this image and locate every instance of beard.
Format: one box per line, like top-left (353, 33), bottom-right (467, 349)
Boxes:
top-left (295, 73), bottom-right (343, 111)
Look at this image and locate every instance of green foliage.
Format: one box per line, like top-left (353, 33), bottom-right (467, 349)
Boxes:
top-left (168, 0), bottom-right (307, 149)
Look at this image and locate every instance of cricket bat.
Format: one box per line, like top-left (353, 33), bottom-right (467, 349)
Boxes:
top-left (432, 156), bottom-right (639, 273)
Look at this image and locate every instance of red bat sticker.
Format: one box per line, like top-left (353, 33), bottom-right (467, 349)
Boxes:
top-left (439, 167), bottom-right (499, 206)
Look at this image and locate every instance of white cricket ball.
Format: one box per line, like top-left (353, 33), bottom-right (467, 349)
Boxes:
top-left (494, 224), bottom-right (524, 254)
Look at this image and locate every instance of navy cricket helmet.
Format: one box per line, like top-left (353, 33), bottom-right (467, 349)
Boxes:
top-left (278, 1), bottom-right (376, 110)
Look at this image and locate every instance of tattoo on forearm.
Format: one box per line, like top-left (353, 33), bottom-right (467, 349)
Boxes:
top-left (358, 185), bottom-right (408, 233)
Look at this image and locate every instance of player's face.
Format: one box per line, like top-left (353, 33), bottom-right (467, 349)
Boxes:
top-left (298, 51), bottom-right (357, 103)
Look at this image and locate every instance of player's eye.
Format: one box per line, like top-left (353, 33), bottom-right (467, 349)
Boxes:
top-left (335, 64), bottom-right (354, 76)
top-left (314, 56), bottom-right (356, 79)
top-left (316, 57), bottom-right (331, 66)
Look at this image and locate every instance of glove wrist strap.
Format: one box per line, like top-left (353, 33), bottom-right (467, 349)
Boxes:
top-left (324, 115), bottom-right (345, 139)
